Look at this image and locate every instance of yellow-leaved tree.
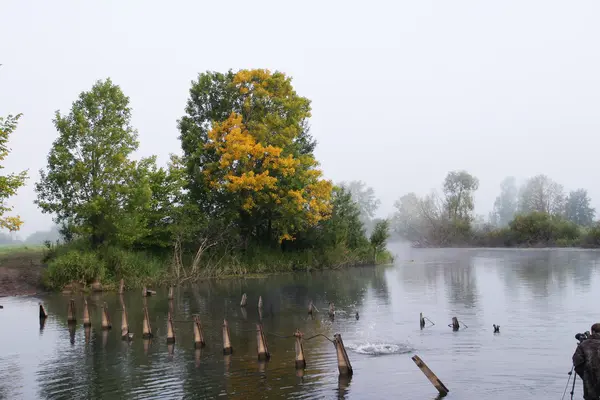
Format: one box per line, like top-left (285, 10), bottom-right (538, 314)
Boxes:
top-left (204, 112), bottom-right (332, 243)
top-left (183, 69), bottom-right (333, 244)
top-left (0, 114), bottom-right (28, 231)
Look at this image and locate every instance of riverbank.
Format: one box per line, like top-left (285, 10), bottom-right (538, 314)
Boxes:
top-left (0, 245), bottom-right (46, 297)
top-left (7, 241), bottom-right (394, 295)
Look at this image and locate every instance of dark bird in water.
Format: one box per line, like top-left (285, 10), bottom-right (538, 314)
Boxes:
top-left (355, 312), bottom-right (359, 320)
top-left (493, 324), bottom-right (500, 333)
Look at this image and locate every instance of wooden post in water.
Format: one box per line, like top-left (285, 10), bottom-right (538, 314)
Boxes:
top-left (168, 285), bottom-right (174, 300)
top-left (118, 279), bottom-right (124, 294)
top-left (121, 302), bottom-right (129, 339)
top-left (142, 306), bottom-right (153, 338)
top-left (101, 302), bottom-right (112, 329)
top-left (411, 355), bottom-right (449, 396)
top-left (67, 299), bottom-right (76, 324)
top-left (240, 293), bottom-right (247, 307)
top-left (308, 301), bottom-right (314, 315)
top-left (451, 317), bottom-right (459, 331)
top-left (333, 333), bottom-right (353, 376)
top-left (258, 296), bottom-right (263, 309)
top-left (166, 312), bottom-right (176, 343)
top-left (142, 286), bottom-right (147, 297)
top-left (222, 319), bottom-right (233, 355)
top-left (39, 303), bottom-right (48, 319)
top-left (256, 323), bottom-right (270, 360)
top-left (83, 300), bottom-right (91, 327)
top-left (420, 312), bottom-right (425, 329)
top-left (193, 315), bottom-right (205, 348)
top-left (294, 329), bottom-right (306, 369)
top-left (329, 302), bottom-right (335, 320)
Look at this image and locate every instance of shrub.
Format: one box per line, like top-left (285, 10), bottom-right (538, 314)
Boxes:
top-left (44, 250), bottom-right (106, 290)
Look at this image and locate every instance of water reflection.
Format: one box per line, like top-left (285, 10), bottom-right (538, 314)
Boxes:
top-left (3, 249), bottom-right (600, 398)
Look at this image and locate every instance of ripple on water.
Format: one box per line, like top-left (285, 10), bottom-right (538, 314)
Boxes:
top-left (346, 342), bottom-right (414, 356)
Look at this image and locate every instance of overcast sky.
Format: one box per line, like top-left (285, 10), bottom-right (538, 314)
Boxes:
top-left (2, 0), bottom-right (600, 237)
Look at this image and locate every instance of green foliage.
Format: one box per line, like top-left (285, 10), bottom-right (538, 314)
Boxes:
top-left (565, 189), bottom-right (595, 226)
top-left (443, 170), bottom-right (479, 221)
top-left (34, 72), bottom-right (391, 290)
top-left (312, 186), bottom-right (368, 249)
top-left (0, 114), bottom-right (28, 231)
top-left (35, 78), bottom-right (152, 247)
top-left (44, 250), bottom-right (106, 290)
top-left (370, 219), bottom-right (389, 254)
top-left (178, 69), bottom-right (327, 246)
top-left (339, 180), bottom-right (381, 233)
top-left (508, 212), bottom-right (579, 245)
top-left (581, 225), bottom-right (600, 248)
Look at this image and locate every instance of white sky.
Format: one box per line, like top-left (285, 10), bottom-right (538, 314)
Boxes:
top-left (2, 0), bottom-right (600, 237)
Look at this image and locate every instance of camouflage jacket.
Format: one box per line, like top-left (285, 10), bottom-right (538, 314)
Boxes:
top-left (573, 333), bottom-right (600, 399)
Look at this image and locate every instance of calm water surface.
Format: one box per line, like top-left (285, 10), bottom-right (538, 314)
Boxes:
top-left (1, 245), bottom-right (600, 399)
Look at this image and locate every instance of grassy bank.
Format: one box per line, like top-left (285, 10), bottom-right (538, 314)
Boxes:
top-left (0, 245), bottom-right (46, 296)
top-left (41, 241), bottom-right (393, 292)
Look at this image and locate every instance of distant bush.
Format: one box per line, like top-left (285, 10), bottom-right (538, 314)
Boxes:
top-left (44, 250), bottom-right (106, 290)
top-left (581, 224), bottom-right (600, 248)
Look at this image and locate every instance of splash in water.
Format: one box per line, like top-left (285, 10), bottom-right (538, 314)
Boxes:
top-left (346, 342), bottom-right (413, 356)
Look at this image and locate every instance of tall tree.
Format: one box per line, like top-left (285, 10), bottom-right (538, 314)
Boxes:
top-left (179, 69), bottom-right (332, 244)
top-left (392, 192), bottom-right (422, 241)
top-left (35, 78), bottom-right (152, 247)
top-left (565, 189), bottom-right (595, 226)
top-left (0, 114), bottom-right (28, 231)
top-left (492, 176), bottom-right (518, 227)
top-left (339, 180), bottom-right (380, 230)
top-left (443, 170), bottom-right (479, 221)
top-left (518, 174), bottom-right (565, 216)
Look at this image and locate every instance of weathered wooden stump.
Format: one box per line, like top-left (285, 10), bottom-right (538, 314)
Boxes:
top-left (333, 333), bottom-right (352, 376)
top-left (411, 355), bottom-right (449, 396)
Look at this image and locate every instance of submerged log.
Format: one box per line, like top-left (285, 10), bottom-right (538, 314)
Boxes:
top-left (411, 355), bottom-right (450, 396)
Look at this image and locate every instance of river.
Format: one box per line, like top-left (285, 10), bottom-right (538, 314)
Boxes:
top-left (1, 245), bottom-right (599, 399)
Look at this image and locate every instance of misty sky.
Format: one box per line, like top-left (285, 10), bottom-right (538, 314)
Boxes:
top-left (2, 0), bottom-right (600, 237)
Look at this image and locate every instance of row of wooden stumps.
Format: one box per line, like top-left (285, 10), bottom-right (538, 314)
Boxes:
top-left (38, 299), bottom-right (353, 377)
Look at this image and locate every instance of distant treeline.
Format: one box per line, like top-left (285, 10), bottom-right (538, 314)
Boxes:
top-left (2, 69), bottom-right (392, 291)
top-left (390, 171), bottom-right (600, 248)
top-left (0, 226), bottom-right (61, 246)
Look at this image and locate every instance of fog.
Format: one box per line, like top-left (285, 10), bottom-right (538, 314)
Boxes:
top-left (2, 0), bottom-right (600, 236)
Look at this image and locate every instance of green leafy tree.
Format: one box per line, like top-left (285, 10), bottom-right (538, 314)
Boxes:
top-left (178, 69), bottom-right (331, 245)
top-left (339, 180), bottom-right (381, 232)
top-left (0, 114), bottom-right (28, 231)
top-left (443, 170), bottom-right (479, 221)
top-left (370, 218), bottom-right (389, 256)
top-left (314, 186), bottom-right (367, 250)
top-left (565, 189), bottom-right (595, 226)
top-left (35, 78), bottom-right (151, 247)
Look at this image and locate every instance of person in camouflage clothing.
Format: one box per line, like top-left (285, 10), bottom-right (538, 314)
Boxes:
top-left (573, 323), bottom-right (600, 400)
